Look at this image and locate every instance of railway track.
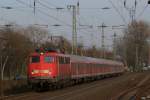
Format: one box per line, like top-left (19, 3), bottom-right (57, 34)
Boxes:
top-left (0, 92), bottom-right (39, 100)
top-left (112, 75), bottom-right (150, 100)
top-left (3, 72), bottom-right (149, 100)
top-left (45, 80), bottom-right (107, 100)
top-left (38, 73), bottom-right (145, 100)
top-left (4, 76), bottom-right (120, 100)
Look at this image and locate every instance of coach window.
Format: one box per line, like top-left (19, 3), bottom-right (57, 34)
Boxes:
top-left (64, 57), bottom-right (67, 64)
top-left (59, 57), bottom-right (64, 64)
top-left (59, 57), bottom-right (61, 64)
top-left (66, 57), bottom-right (70, 64)
top-left (44, 56), bottom-right (54, 63)
top-left (62, 57), bottom-right (65, 64)
top-left (31, 56), bottom-right (40, 63)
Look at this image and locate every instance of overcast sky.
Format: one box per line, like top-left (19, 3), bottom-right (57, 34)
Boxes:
top-left (0, 0), bottom-right (150, 49)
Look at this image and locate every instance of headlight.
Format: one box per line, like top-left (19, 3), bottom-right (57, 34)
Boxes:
top-left (41, 70), bottom-right (50, 74)
top-left (31, 70), bottom-right (39, 74)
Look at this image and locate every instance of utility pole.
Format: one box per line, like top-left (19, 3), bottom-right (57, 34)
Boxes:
top-left (33, 0), bottom-right (37, 15)
top-left (0, 47), bottom-right (2, 100)
top-left (148, 1), bottom-right (150, 67)
top-left (111, 25), bottom-right (125, 60)
top-left (124, 0), bottom-right (138, 71)
top-left (97, 23), bottom-right (108, 58)
top-left (124, 0), bottom-right (137, 22)
top-left (33, 0), bottom-right (41, 25)
top-left (67, 5), bottom-right (77, 55)
top-left (113, 32), bottom-right (117, 59)
top-left (91, 33), bottom-right (96, 48)
top-left (148, 0), bottom-right (150, 4)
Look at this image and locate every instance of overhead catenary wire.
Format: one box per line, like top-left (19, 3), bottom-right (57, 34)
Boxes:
top-left (41, 0), bottom-right (59, 8)
top-left (38, 0), bottom-right (112, 10)
top-left (14, 0), bottom-right (116, 49)
top-left (32, 1), bottom-right (86, 30)
top-left (15, 0), bottom-right (73, 37)
top-left (22, 0), bottom-right (94, 31)
top-left (107, 0), bottom-right (127, 25)
top-left (0, 0), bottom-right (128, 51)
top-left (37, 1), bottom-right (86, 27)
top-left (1, 2), bottom-right (66, 28)
top-left (136, 4), bottom-right (149, 19)
top-left (15, 0), bottom-right (72, 27)
top-left (15, 0), bottom-right (97, 45)
top-left (14, 0), bottom-right (120, 46)
top-left (4, 0), bottom-right (98, 35)
top-left (16, 0), bottom-right (124, 34)
top-left (37, 1), bottom-right (96, 34)
top-left (37, 1), bottom-right (65, 11)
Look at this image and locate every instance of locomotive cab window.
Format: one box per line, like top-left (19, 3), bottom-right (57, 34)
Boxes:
top-left (31, 56), bottom-right (40, 63)
top-left (44, 56), bottom-right (54, 63)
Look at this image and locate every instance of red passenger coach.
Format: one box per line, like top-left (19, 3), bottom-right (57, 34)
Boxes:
top-left (70, 55), bottom-right (124, 80)
top-left (27, 48), bottom-right (125, 90)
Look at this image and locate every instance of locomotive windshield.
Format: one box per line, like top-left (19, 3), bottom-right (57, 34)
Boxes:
top-left (44, 56), bottom-right (54, 63)
top-left (31, 56), bottom-right (40, 63)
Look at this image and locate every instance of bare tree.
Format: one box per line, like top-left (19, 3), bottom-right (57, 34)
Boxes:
top-left (42, 36), bottom-right (72, 54)
top-left (25, 26), bottom-right (49, 48)
top-left (116, 21), bottom-right (150, 71)
top-left (0, 26), bottom-right (33, 79)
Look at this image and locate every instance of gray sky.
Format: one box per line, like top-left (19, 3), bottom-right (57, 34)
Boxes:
top-left (0, 0), bottom-right (150, 49)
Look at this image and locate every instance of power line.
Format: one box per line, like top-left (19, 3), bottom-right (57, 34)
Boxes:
top-left (16, 0), bottom-right (96, 50)
top-left (41, 0), bottom-right (59, 8)
top-left (15, 0), bottom-right (114, 50)
top-left (14, 0), bottom-right (49, 25)
top-left (107, 0), bottom-right (127, 25)
top-left (16, 0), bottom-right (31, 8)
top-left (15, 0), bottom-right (72, 27)
top-left (38, 9), bottom-right (71, 26)
top-left (17, 0), bottom-right (94, 34)
top-left (37, 1), bottom-right (65, 11)
top-left (37, 1), bottom-right (90, 33)
top-left (39, 0), bottom-right (111, 10)
top-left (38, 0), bottom-right (87, 32)
top-left (136, 4), bottom-right (148, 19)
top-left (15, 0), bottom-right (106, 33)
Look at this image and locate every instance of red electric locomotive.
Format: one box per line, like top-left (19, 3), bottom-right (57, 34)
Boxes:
top-left (27, 48), bottom-right (125, 90)
top-left (27, 49), bottom-right (71, 89)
